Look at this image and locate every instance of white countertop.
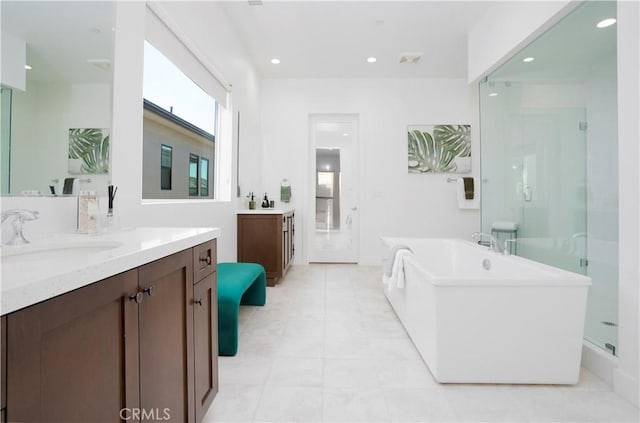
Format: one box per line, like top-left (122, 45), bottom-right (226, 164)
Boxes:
top-left (0, 227), bottom-right (220, 315)
top-left (237, 207), bottom-right (294, 215)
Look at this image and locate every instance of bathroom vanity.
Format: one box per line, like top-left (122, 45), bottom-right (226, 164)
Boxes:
top-left (237, 209), bottom-right (295, 286)
top-left (0, 227), bottom-right (219, 422)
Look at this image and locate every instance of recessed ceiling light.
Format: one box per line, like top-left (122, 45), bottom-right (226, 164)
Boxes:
top-left (489, 92), bottom-right (499, 97)
top-left (596, 18), bottom-right (616, 28)
top-left (342, 133), bottom-right (349, 137)
top-left (523, 57), bottom-right (535, 63)
top-left (271, 58), bottom-right (281, 65)
top-left (367, 57), bottom-right (377, 63)
top-left (24, 65), bottom-right (32, 70)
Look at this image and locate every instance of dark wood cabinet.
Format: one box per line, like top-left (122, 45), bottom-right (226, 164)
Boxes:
top-left (193, 273), bottom-right (217, 422)
top-left (237, 211), bottom-right (295, 286)
top-left (138, 249), bottom-right (194, 423)
top-left (6, 270), bottom-right (139, 422)
top-left (1, 315), bottom-right (6, 423)
top-left (283, 212), bottom-right (295, 270)
top-left (4, 240), bottom-right (218, 423)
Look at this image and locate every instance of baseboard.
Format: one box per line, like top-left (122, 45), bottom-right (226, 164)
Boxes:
top-left (581, 340), bottom-right (616, 386)
top-left (582, 341), bottom-right (639, 408)
top-left (614, 368), bottom-right (640, 407)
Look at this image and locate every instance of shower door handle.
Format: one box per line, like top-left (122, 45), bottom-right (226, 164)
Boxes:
top-left (523, 185), bottom-right (532, 202)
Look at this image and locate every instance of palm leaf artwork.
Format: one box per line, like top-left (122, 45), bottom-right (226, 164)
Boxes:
top-left (408, 124), bottom-right (471, 173)
top-left (68, 128), bottom-right (110, 174)
top-left (433, 125), bottom-right (471, 157)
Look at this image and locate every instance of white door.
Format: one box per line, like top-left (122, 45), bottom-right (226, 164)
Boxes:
top-left (307, 114), bottom-right (359, 263)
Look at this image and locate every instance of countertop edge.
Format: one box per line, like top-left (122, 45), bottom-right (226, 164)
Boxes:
top-left (237, 208), bottom-right (295, 215)
top-left (1, 227), bottom-right (220, 316)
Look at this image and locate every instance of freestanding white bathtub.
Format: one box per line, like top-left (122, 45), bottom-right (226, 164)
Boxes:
top-left (382, 237), bottom-right (591, 385)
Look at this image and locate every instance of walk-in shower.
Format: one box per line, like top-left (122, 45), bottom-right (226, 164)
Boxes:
top-left (479, 1), bottom-right (618, 355)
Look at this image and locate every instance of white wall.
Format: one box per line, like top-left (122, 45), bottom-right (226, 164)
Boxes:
top-left (260, 78), bottom-right (480, 265)
top-left (467, 1), bottom-right (576, 83)
top-left (469, 0), bottom-right (639, 407)
top-left (615, 0), bottom-right (640, 407)
top-left (0, 31), bottom-right (25, 91)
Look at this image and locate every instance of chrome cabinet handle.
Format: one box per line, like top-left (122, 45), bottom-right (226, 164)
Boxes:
top-left (129, 292), bottom-right (144, 303)
top-left (199, 255), bottom-right (211, 265)
top-left (142, 285), bottom-right (155, 296)
top-left (194, 298), bottom-right (203, 306)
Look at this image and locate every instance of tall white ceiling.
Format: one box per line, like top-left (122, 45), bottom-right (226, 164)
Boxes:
top-left (1, 1), bottom-right (114, 84)
top-left (221, 1), bottom-right (494, 79)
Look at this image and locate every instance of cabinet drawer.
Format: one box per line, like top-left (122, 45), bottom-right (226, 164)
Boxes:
top-left (193, 240), bottom-right (216, 283)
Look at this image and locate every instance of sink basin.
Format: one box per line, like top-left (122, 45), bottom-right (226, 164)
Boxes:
top-left (1, 240), bottom-right (124, 263)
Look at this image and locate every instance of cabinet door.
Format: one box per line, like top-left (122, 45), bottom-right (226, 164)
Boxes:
top-left (6, 270), bottom-right (139, 422)
top-left (193, 273), bottom-right (218, 422)
top-left (1, 315), bottom-right (6, 422)
top-left (238, 215), bottom-right (282, 283)
top-left (282, 215), bottom-right (289, 270)
top-left (138, 249), bottom-right (194, 423)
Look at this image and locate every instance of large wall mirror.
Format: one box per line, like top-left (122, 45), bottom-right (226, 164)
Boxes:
top-left (0, 1), bottom-right (115, 196)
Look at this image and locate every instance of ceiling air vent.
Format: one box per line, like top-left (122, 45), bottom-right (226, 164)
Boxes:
top-left (399, 53), bottom-right (423, 65)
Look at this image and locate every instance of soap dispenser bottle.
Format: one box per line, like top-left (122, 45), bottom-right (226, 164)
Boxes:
top-left (261, 193), bottom-right (270, 208)
top-left (78, 191), bottom-right (99, 234)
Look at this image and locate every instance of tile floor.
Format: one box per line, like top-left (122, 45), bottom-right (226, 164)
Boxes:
top-left (203, 264), bottom-right (639, 423)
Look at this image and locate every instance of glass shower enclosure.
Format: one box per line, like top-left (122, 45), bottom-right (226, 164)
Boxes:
top-left (479, 1), bottom-right (618, 355)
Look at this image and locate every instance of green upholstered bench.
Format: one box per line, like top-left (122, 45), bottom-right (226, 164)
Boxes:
top-left (217, 262), bottom-right (267, 356)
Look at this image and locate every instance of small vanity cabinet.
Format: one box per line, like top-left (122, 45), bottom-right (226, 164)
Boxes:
top-left (3, 240), bottom-right (218, 423)
top-left (237, 210), bottom-right (295, 286)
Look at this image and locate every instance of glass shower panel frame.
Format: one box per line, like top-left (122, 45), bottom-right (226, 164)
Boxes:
top-left (518, 106), bottom-right (588, 277)
top-left (479, 0), bottom-right (618, 356)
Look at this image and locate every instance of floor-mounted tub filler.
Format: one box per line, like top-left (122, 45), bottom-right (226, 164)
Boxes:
top-left (381, 237), bottom-right (591, 385)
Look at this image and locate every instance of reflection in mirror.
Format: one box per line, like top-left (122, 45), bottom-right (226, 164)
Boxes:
top-left (0, 1), bottom-right (115, 196)
top-left (142, 41), bottom-right (216, 200)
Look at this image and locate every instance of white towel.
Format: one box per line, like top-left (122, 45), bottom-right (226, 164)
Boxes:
top-left (382, 249), bottom-right (412, 289)
top-left (457, 177), bottom-right (480, 209)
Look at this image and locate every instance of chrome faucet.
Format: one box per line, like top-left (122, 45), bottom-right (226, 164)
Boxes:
top-left (471, 232), bottom-right (505, 254)
top-left (1, 209), bottom-right (39, 245)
